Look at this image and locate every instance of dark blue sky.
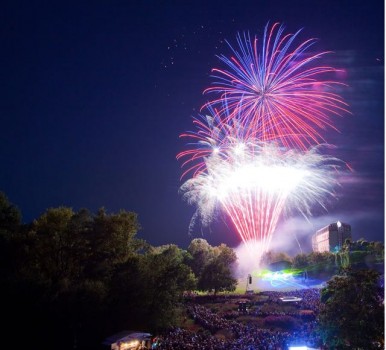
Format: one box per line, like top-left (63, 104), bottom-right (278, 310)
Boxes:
top-left (1, 0), bottom-right (384, 251)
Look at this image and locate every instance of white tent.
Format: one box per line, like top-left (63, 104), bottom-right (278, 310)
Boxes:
top-left (103, 330), bottom-right (152, 350)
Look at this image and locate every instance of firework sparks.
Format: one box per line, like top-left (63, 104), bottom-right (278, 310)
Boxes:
top-left (203, 22), bottom-right (349, 149)
top-left (177, 104), bottom-right (265, 179)
top-left (180, 141), bottom-right (343, 260)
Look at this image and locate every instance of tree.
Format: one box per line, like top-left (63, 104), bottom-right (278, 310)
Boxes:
top-left (187, 238), bottom-right (214, 278)
top-left (107, 254), bottom-right (145, 331)
top-left (0, 191), bottom-right (21, 233)
top-left (139, 244), bottom-right (197, 330)
top-left (197, 244), bottom-right (237, 295)
top-left (307, 251), bottom-right (336, 274)
top-left (0, 192), bottom-right (21, 231)
top-left (0, 192), bottom-right (23, 278)
top-left (293, 253), bottom-right (309, 269)
top-left (370, 241), bottom-right (384, 261)
top-left (30, 207), bottom-right (87, 283)
top-left (87, 208), bottom-right (143, 280)
top-left (341, 239), bottom-right (384, 269)
top-left (340, 239), bottom-right (352, 268)
top-left (24, 207), bottom-right (109, 349)
top-left (318, 268), bottom-right (384, 349)
top-left (260, 250), bottom-right (292, 268)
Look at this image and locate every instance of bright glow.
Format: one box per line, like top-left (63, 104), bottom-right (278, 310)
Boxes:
top-left (234, 241), bottom-right (267, 275)
top-left (260, 270), bottom-right (304, 288)
top-left (181, 141), bottom-right (342, 261)
top-left (218, 164), bottom-right (307, 193)
top-left (337, 220), bottom-right (342, 228)
top-left (120, 340), bottom-right (139, 349)
top-left (289, 347), bottom-right (308, 350)
top-left (233, 143), bottom-right (245, 155)
top-left (280, 296), bottom-right (303, 302)
top-left (213, 164), bottom-right (306, 200)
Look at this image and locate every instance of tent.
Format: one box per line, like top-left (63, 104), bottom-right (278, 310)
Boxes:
top-left (103, 330), bottom-right (152, 350)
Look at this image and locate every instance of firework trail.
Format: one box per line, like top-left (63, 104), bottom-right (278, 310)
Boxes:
top-left (203, 22), bottom-right (349, 149)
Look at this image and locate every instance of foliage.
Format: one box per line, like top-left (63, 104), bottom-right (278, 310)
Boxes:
top-left (29, 207), bottom-right (86, 283)
top-left (318, 268), bottom-right (384, 349)
top-left (87, 208), bottom-right (143, 279)
top-left (260, 250), bottom-right (293, 268)
top-left (0, 191), bottom-right (21, 233)
top-left (140, 244), bottom-right (197, 330)
top-left (292, 253), bottom-right (309, 269)
top-left (0, 192), bottom-right (23, 282)
top-left (197, 243), bottom-right (237, 294)
top-left (0, 200), bottom-right (200, 349)
top-left (187, 238), bottom-right (214, 277)
top-left (340, 239), bottom-right (384, 270)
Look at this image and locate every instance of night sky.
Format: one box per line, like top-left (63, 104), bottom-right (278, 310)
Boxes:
top-left (1, 0), bottom-right (384, 252)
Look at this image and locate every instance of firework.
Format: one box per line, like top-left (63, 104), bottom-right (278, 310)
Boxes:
top-left (178, 23), bottom-right (349, 264)
top-left (203, 22), bottom-right (349, 149)
top-left (180, 140), bottom-right (342, 260)
top-left (177, 104), bottom-right (265, 178)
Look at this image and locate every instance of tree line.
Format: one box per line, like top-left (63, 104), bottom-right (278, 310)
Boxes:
top-left (260, 240), bottom-right (384, 277)
top-left (0, 192), bottom-right (237, 349)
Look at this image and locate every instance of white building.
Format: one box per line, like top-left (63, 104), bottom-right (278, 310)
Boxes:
top-left (312, 221), bottom-right (351, 253)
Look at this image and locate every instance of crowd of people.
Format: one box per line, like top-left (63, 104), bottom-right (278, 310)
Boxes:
top-left (261, 288), bottom-right (322, 312)
top-left (154, 288), bottom-right (324, 350)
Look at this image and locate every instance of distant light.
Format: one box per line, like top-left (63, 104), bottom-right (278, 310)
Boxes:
top-left (337, 221), bottom-right (342, 228)
top-left (289, 347), bottom-right (307, 350)
top-left (280, 296), bottom-right (302, 302)
top-left (120, 340), bottom-right (139, 349)
top-left (213, 147), bottom-right (220, 154)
